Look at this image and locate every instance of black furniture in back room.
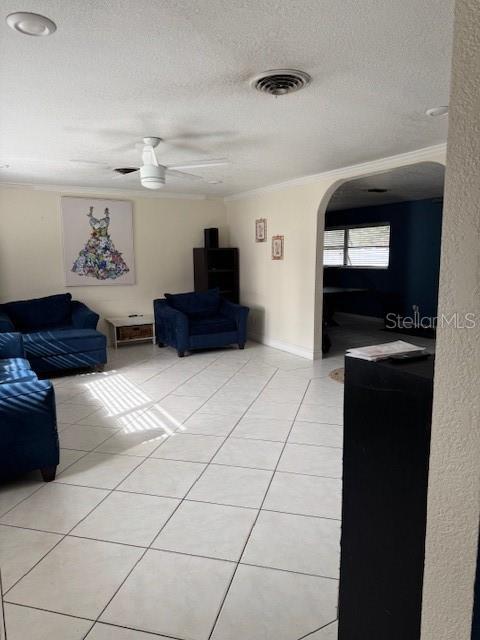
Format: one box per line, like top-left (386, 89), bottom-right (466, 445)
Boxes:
top-left (339, 355), bottom-right (434, 640)
top-left (193, 241), bottom-right (239, 304)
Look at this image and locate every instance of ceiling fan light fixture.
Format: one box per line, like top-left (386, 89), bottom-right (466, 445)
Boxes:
top-left (140, 164), bottom-right (165, 189)
top-left (6, 12), bottom-right (56, 36)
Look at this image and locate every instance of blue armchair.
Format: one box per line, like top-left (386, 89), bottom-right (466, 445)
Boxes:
top-left (154, 289), bottom-right (249, 357)
top-left (0, 333), bottom-right (59, 481)
top-left (0, 293), bottom-right (107, 374)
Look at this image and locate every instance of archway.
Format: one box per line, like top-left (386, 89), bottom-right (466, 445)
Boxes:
top-left (313, 156), bottom-right (446, 358)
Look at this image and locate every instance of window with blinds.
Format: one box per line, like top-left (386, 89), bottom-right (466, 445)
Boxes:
top-left (323, 224), bottom-right (390, 268)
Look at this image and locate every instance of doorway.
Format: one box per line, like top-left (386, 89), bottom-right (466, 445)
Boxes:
top-left (319, 162), bottom-right (445, 358)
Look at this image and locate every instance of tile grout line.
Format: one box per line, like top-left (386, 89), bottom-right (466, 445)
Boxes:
top-left (59, 351), bottom-right (201, 431)
top-left (5, 351), bottom-right (232, 639)
top-left (79, 352), bottom-right (248, 458)
top-left (0, 569), bottom-right (7, 640)
top-left (0, 494), bottom-right (342, 533)
top-left (0, 443), bottom-right (95, 522)
top-left (3, 349), bottom-right (233, 605)
top-left (80, 350), bottom-right (275, 638)
top-left (0, 357), bottom-right (182, 521)
top-left (2, 601), bottom-right (182, 640)
top-left (297, 617), bottom-right (339, 640)
top-left (2, 346), bottom-right (342, 638)
top-left (148, 457), bottom-right (342, 475)
top-left (206, 375), bottom-right (314, 639)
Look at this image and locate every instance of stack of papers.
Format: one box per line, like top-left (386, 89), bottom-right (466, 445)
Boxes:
top-left (346, 340), bottom-right (425, 362)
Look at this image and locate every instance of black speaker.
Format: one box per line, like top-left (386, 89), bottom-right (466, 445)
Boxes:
top-left (204, 228), bottom-right (219, 249)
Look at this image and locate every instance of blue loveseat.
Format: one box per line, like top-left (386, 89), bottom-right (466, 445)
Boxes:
top-left (0, 293), bottom-right (107, 374)
top-left (154, 288), bottom-right (249, 357)
top-left (0, 333), bottom-right (59, 481)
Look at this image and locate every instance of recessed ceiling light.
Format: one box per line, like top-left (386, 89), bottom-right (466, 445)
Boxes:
top-left (6, 12), bottom-right (56, 36)
top-left (425, 106), bottom-right (449, 117)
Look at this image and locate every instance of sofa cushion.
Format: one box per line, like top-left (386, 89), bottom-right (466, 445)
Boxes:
top-left (0, 378), bottom-right (51, 401)
top-left (165, 289), bottom-right (220, 318)
top-left (23, 328), bottom-right (106, 358)
top-left (0, 370), bottom-right (37, 384)
top-left (0, 357), bottom-right (31, 372)
top-left (189, 314), bottom-right (237, 336)
top-left (1, 294), bottom-right (73, 331)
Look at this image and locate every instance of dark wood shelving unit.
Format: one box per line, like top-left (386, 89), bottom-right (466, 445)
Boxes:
top-left (193, 248), bottom-right (239, 303)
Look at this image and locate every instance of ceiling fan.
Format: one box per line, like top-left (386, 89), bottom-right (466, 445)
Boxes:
top-left (2, 135), bottom-right (229, 190)
top-left (113, 137), bottom-right (228, 190)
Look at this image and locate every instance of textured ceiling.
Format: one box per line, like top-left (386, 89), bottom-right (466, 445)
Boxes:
top-left (0, 0), bottom-right (454, 196)
top-left (327, 162), bottom-right (445, 210)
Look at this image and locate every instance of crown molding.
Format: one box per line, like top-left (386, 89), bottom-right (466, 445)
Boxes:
top-left (0, 181), bottom-right (209, 201)
top-left (224, 143), bottom-right (447, 202)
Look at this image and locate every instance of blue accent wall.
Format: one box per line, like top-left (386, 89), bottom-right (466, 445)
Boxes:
top-left (323, 198), bottom-right (443, 319)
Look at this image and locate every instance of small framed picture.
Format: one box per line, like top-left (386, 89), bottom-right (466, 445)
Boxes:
top-left (272, 235), bottom-right (284, 260)
top-left (255, 218), bottom-right (267, 242)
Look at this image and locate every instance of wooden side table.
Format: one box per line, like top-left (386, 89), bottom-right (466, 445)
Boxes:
top-left (105, 315), bottom-right (155, 349)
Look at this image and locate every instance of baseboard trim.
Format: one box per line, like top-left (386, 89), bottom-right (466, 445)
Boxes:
top-left (249, 332), bottom-right (314, 360)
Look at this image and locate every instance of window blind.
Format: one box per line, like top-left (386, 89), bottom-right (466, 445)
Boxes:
top-left (323, 224), bottom-right (390, 268)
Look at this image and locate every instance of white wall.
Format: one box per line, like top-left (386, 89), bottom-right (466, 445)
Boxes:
top-left (225, 182), bottom-right (325, 358)
top-left (0, 186), bottom-right (227, 335)
top-left (225, 146), bottom-right (446, 358)
top-left (421, 0), bottom-right (480, 637)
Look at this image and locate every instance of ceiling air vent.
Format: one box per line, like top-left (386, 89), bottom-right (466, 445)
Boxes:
top-left (250, 69), bottom-right (311, 96)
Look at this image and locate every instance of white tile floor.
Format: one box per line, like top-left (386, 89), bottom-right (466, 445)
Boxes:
top-left (0, 340), bottom-right (344, 639)
top-left (1, 320), bottom-right (433, 639)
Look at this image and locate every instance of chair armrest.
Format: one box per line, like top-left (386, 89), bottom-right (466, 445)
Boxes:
top-left (220, 299), bottom-right (249, 325)
top-left (0, 310), bottom-right (15, 333)
top-left (71, 301), bottom-right (99, 329)
top-left (0, 332), bottom-right (25, 358)
top-left (153, 299), bottom-right (189, 351)
top-left (220, 299), bottom-right (249, 344)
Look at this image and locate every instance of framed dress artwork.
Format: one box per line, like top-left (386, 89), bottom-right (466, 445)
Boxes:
top-left (61, 197), bottom-right (135, 286)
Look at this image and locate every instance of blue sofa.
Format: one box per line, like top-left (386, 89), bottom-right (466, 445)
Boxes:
top-left (154, 288), bottom-right (249, 357)
top-left (0, 293), bottom-right (107, 374)
top-left (0, 333), bottom-right (59, 481)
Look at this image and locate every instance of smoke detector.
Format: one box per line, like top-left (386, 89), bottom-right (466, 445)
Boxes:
top-left (250, 69), bottom-right (311, 96)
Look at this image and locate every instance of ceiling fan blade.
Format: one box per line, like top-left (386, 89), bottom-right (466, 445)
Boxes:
top-left (69, 159), bottom-right (111, 166)
top-left (166, 158), bottom-right (229, 170)
top-left (112, 168), bottom-right (140, 179)
top-left (5, 157), bottom-right (72, 164)
top-left (165, 168), bottom-right (204, 181)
